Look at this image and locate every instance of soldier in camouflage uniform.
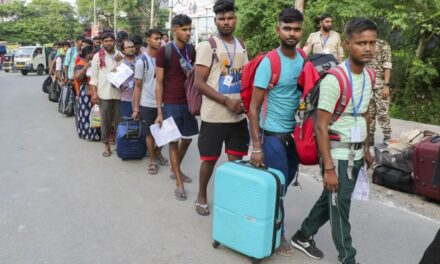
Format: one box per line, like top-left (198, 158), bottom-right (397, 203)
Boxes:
top-left (367, 39), bottom-right (392, 143)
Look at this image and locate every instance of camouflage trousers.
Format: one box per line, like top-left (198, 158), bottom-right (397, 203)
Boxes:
top-left (368, 85), bottom-right (391, 137)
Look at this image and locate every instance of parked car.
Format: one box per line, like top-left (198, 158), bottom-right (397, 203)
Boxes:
top-left (14, 46), bottom-right (49, 75)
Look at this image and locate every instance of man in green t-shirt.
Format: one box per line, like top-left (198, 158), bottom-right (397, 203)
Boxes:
top-left (290, 18), bottom-right (377, 264)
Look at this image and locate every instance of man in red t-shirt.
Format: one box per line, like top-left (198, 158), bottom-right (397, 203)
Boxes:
top-left (155, 14), bottom-right (198, 201)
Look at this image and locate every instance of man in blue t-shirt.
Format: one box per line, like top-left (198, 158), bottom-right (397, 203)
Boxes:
top-left (248, 8), bottom-right (305, 257)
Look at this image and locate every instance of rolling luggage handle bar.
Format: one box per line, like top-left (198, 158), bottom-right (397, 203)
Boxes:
top-left (121, 117), bottom-right (142, 139)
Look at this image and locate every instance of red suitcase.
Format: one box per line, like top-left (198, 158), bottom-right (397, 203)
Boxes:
top-left (413, 136), bottom-right (440, 200)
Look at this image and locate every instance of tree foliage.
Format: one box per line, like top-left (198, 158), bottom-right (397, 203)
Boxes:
top-left (76, 0), bottom-right (167, 34)
top-left (0, 0), bottom-right (81, 45)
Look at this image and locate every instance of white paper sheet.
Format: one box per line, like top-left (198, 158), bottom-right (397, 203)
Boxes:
top-left (150, 117), bottom-right (182, 147)
top-left (352, 163), bottom-right (369, 201)
top-left (107, 63), bottom-right (133, 88)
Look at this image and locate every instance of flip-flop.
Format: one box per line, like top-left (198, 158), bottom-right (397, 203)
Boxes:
top-left (157, 155), bottom-right (170, 166)
top-left (102, 150), bottom-right (112, 157)
top-left (195, 201), bottom-right (210, 216)
top-left (148, 163), bottom-right (158, 175)
top-left (170, 172), bottom-right (192, 183)
top-left (174, 188), bottom-right (187, 201)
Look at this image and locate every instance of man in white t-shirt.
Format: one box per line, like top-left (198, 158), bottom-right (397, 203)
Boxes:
top-left (132, 28), bottom-right (168, 175)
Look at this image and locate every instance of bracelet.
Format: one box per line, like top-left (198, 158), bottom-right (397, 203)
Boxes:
top-left (324, 166), bottom-right (335, 172)
top-left (251, 150), bottom-right (262, 154)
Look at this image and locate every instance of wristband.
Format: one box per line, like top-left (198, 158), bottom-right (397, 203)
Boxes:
top-left (324, 166), bottom-right (335, 172)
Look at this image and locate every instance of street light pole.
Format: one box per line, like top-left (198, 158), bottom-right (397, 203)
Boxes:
top-left (114, 0), bottom-right (117, 37)
top-left (150, 0), bottom-right (154, 29)
top-left (93, 0), bottom-right (96, 24)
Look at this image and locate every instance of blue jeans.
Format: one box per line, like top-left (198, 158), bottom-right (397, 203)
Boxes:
top-left (120, 101), bottom-right (133, 118)
top-left (263, 134), bottom-right (299, 235)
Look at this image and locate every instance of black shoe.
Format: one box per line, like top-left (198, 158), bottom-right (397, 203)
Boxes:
top-left (291, 230), bottom-right (324, 259)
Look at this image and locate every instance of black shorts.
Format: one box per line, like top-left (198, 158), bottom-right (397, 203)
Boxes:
top-left (140, 106), bottom-right (158, 136)
top-left (198, 119), bottom-right (250, 161)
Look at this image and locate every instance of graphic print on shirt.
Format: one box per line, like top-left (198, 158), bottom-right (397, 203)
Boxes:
top-left (217, 51), bottom-right (244, 95)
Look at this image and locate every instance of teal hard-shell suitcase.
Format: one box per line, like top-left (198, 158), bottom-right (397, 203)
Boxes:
top-left (212, 161), bottom-right (285, 263)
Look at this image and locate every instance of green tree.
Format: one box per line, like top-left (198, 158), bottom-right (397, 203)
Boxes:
top-left (0, 0), bottom-right (81, 45)
top-left (76, 0), bottom-right (166, 35)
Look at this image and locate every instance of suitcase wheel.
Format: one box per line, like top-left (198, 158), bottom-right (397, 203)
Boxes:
top-left (212, 240), bottom-right (220, 249)
top-left (249, 257), bottom-right (261, 264)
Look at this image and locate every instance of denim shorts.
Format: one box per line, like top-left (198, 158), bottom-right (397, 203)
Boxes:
top-left (163, 103), bottom-right (199, 138)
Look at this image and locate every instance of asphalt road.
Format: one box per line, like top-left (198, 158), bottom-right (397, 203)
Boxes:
top-left (0, 70), bottom-right (439, 264)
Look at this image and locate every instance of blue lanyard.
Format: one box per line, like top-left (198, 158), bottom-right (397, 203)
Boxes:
top-left (321, 33), bottom-right (330, 48)
top-left (172, 42), bottom-right (190, 64)
top-left (345, 60), bottom-right (366, 123)
top-left (220, 37), bottom-right (237, 68)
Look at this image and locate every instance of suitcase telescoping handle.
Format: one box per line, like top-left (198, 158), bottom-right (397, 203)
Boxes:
top-left (121, 117), bottom-right (142, 139)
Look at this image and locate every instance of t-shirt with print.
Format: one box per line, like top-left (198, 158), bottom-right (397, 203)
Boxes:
top-left (156, 43), bottom-right (195, 104)
top-left (120, 57), bottom-right (137, 102)
top-left (317, 61), bottom-right (373, 161)
top-left (254, 48), bottom-right (303, 133)
top-left (196, 36), bottom-right (248, 123)
top-left (134, 53), bottom-right (157, 108)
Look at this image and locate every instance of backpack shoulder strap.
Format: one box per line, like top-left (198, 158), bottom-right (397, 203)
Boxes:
top-left (297, 48), bottom-right (307, 60)
top-left (365, 67), bottom-right (376, 88)
top-left (208, 37), bottom-right (218, 64)
top-left (266, 49), bottom-right (281, 90)
top-left (327, 66), bottom-right (351, 124)
top-left (237, 38), bottom-right (245, 50)
top-left (141, 54), bottom-right (149, 71)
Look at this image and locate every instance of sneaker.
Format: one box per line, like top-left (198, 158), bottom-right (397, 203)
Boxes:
top-left (290, 230), bottom-right (324, 259)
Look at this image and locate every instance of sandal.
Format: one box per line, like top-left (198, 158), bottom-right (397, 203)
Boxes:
top-left (170, 172), bottom-right (192, 183)
top-left (195, 201), bottom-right (210, 216)
top-left (157, 155), bottom-right (170, 166)
top-left (174, 188), bottom-right (187, 201)
top-left (276, 236), bottom-right (294, 257)
top-left (148, 162), bottom-right (158, 175)
top-left (102, 149), bottom-right (112, 157)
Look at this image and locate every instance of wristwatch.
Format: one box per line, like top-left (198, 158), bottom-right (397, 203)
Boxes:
top-left (383, 82), bottom-right (391, 87)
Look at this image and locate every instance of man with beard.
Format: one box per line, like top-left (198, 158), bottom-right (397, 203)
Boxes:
top-left (90, 32), bottom-right (124, 157)
top-left (248, 8), bottom-right (305, 257)
top-left (193, 0), bottom-right (249, 216)
top-left (290, 18), bottom-right (377, 264)
top-left (119, 39), bottom-right (138, 118)
top-left (303, 13), bottom-right (344, 62)
top-left (155, 14), bottom-right (198, 201)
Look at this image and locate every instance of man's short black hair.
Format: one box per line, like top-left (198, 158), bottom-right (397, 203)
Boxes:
top-left (76, 35), bottom-right (85, 41)
top-left (62, 40), bottom-right (71, 47)
top-left (92, 36), bottom-right (100, 41)
top-left (80, 46), bottom-right (94, 59)
top-left (121, 39), bottom-right (133, 50)
top-left (130, 34), bottom-right (143, 46)
top-left (213, 0), bottom-right (236, 14)
top-left (145, 28), bottom-right (163, 38)
top-left (101, 32), bottom-right (115, 41)
top-left (278, 8), bottom-right (304, 24)
top-left (320, 13), bottom-right (333, 21)
top-left (171, 14), bottom-right (192, 27)
top-left (117, 31), bottom-right (129, 42)
top-left (345, 17), bottom-right (377, 39)
top-left (53, 42), bottom-right (60, 46)
top-left (82, 38), bottom-right (93, 46)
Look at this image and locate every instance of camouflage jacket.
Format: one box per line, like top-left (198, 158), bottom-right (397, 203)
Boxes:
top-left (367, 39), bottom-right (392, 81)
